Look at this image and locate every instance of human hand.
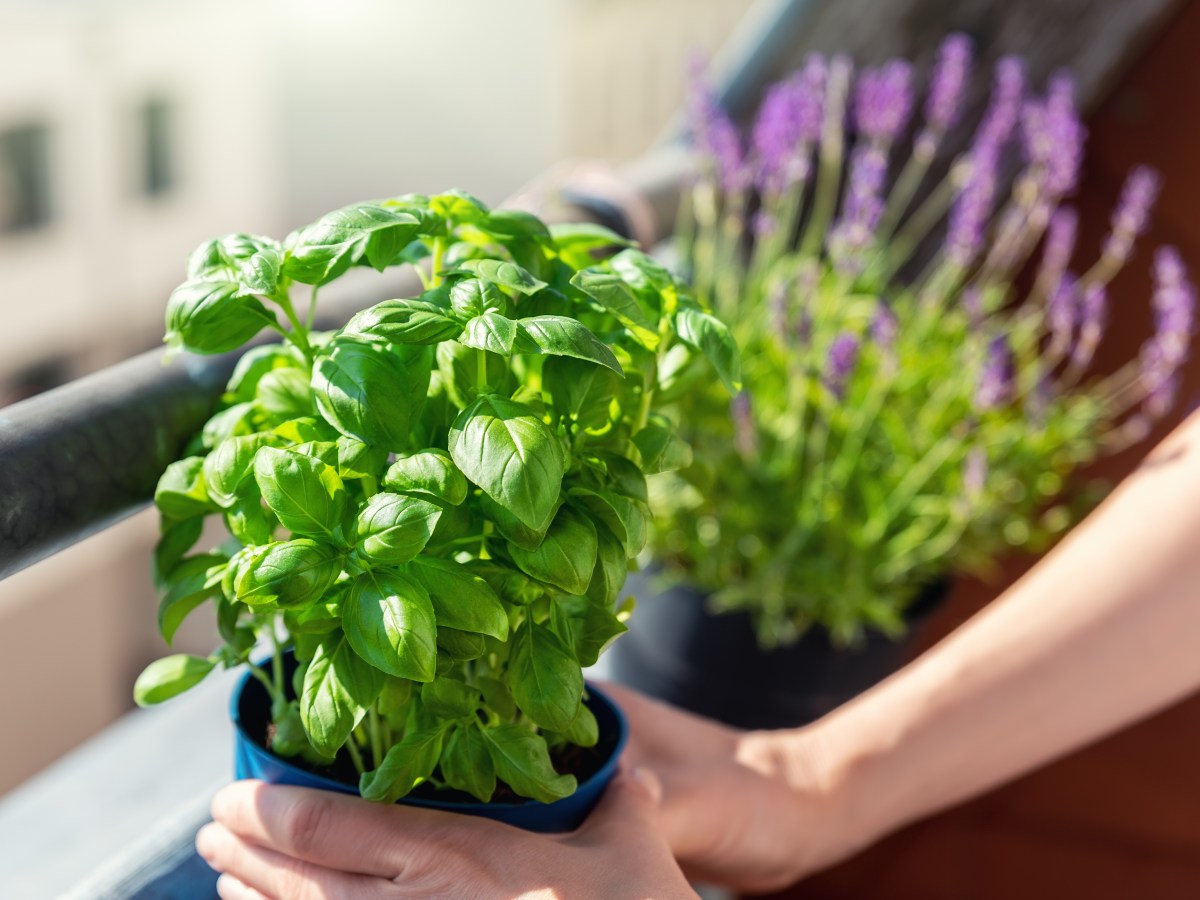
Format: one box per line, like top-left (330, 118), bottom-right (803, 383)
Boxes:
top-left (197, 768), bottom-right (696, 900)
top-left (606, 683), bottom-right (850, 892)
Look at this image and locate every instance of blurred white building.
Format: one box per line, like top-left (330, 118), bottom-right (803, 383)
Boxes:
top-left (0, 0), bottom-right (750, 795)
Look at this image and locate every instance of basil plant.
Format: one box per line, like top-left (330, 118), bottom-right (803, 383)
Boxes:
top-left (134, 190), bottom-right (738, 805)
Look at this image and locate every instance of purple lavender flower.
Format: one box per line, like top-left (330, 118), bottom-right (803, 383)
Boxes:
top-left (1037, 207), bottom-right (1077, 294)
top-left (1020, 73), bottom-right (1085, 198)
top-left (854, 59), bottom-right (914, 142)
top-left (1102, 167), bottom-right (1161, 264)
top-left (752, 55), bottom-right (827, 195)
top-left (962, 286), bottom-right (985, 326)
top-left (975, 56), bottom-right (1026, 153)
top-left (976, 334), bottom-right (1014, 410)
top-left (1150, 246), bottom-right (1195, 367)
top-left (1047, 274), bottom-right (1077, 356)
top-left (925, 33), bottom-right (973, 133)
top-left (731, 390), bottom-right (759, 456)
top-left (870, 302), bottom-right (899, 348)
top-left (946, 142), bottom-right (1000, 267)
top-left (1070, 281), bottom-right (1107, 371)
top-left (687, 62), bottom-right (750, 192)
top-left (829, 143), bottom-right (887, 273)
top-left (826, 332), bottom-right (860, 396)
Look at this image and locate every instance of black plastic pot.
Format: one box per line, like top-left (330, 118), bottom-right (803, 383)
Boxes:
top-left (607, 571), bottom-right (949, 730)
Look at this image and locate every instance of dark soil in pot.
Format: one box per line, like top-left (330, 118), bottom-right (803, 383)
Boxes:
top-left (607, 571), bottom-right (949, 730)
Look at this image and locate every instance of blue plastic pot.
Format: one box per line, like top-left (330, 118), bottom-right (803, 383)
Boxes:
top-left (231, 664), bottom-right (627, 833)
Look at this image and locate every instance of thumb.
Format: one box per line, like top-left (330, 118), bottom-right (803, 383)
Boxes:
top-left (576, 766), bottom-right (664, 842)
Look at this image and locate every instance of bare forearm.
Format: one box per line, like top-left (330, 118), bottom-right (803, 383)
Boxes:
top-left (799, 411), bottom-right (1200, 855)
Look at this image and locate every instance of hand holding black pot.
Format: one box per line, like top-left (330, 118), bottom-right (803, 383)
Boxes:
top-left (197, 767), bottom-right (697, 899)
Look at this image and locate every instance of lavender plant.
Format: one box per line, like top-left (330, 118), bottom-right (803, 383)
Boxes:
top-left (656, 36), bottom-right (1195, 647)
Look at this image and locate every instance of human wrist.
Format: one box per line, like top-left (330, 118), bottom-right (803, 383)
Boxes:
top-left (733, 724), bottom-right (871, 882)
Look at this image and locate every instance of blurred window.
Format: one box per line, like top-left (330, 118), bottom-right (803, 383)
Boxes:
top-left (140, 98), bottom-right (175, 198)
top-left (0, 122), bottom-right (52, 233)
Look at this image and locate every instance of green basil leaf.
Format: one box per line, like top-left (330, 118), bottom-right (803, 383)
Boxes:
top-left (359, 722), bottom-right (447, 803)
top-left (133, 654), bottom-right (216, 707)
top-left (225, 495), bottom-right (278, 546)
top-left (457, 258), bottom-right (547, 296)
top-left (382, 450), bottom-right (468, 506)
top-left (256, 368), bottom-right (314, 419)
top-left (477, 492), bottom-right (551, 551)
top-left (570, 270), bottom-right (659, 349)
top-left (549, 222), bottom-right (635, 270)
top-left (597, 452), bottom-right (649, 502)
top-left (157, 553), bottom-right (225, 644)
top-left (226, 344), bottom-right (304, 403)
top-left (632, 418), bottom-right (693, 474)
top-left (436, 627), bottom-right (486, 660)
top-left (234, 539), bottom-right (341, 609)
top-left (335, 436), bottom-right (389, 481)
top-left (514, 316), bottom-right (622, 374)
top-left (609, 248), bottom-right (674, 292)
top-left (481, 209), bottom-right (552, 242)
top-left (481, 724), bottom-right (576, 804)
top-left (567, 486), bottom-right (648, 558)
top-left (435, 340), bottom-right (511, 408)
top-left (312, 337), bottom-right (432, 449)
top-left (300, 631), bottom-right (384, 757)
top-left (204, 434), bottom-right (272, 508)
top-left (448, 395), bottom-right (564, 532)
top-left (460, 311), bottom-right (518, 355)
top-left (343, 569), bottom-right (437, 681)
top-left (478, 675), bottom-right (517, 719)
top-left (253, 446), bottom-right (347, 540)
top-left (441, 722), bottom-right (496, 802)
top-left (164, 279), bottom-right (274, 355)
top-left (430, 189), bottom-right (488, 224)
top-left (188, 233), bottom-right (278, 279)
top-left (283, 204), bottom-right (421, 284)
top-left (508, 506), bottom-right (597, 595)
top-left (508, 619), bottom-right (583, 731)
top-left (542, 356), bottom-right (617, 429)
top-left (569, 594), bottom-right (628, 667)
top-left (202, 402), bottom-right (258, 449)
top-left (558, 702), bottom-right (599, 748)
top-left (272, 416), bottom-right (338, 445)
top-left (239, 246), bottom-right (283, 296)
top-left (674, 305), bottom-right (742, 392)
top-left (153, 515), bottom-right (204, 587)
top-left (586, 523), bottom-right (628, 607)
top-left (409, 556), bottom-right (508, 639)
top-left (354, 493), bottom-right (442, 565)
top-left (155, 457), bottom-right (212, 519)
top-left (344, 295), bottom-right (462, 345)
top-left (450, 278), bottom-right (509, 318)
top-left (420, 677), bottom-right (481, 719)
top-left (269, 700), bottom-right (316, 759)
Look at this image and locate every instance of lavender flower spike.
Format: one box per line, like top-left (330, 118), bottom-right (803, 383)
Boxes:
top-left (828, 143), bottom-right (887, 274)
top-left (1150, 246), bottom-right (1196, 368)
top-left (1046, 274), bottom-right (1077, 358)
top-left (1070, 281), bottom-right (1107, 371)
top-left (976, 334), bottom-right (1014, 411)
top-left (976, 56), bottom-right (1026, 153)
top-left (946, 142), bottom-right (1000, 268)
top-left (826, 333), bottom-right (860, 396)
top-left (854, 59), bottom-right (914, 142)
top-left (1036, 207), bottom-right (1078, 296)
top-left (1102, 167), bottom-right (1161, 266)
top-left (731, 390), bottom-right (759, 457)
top-left (687, 61), bottom-right (749, 192)
top-left (752, 55), bottom-right (826, 195)
top-left (925, 33), bottom-right (973, 134)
